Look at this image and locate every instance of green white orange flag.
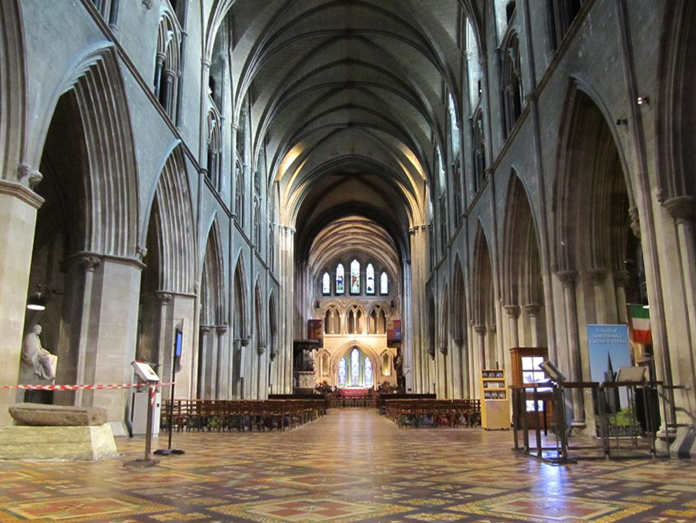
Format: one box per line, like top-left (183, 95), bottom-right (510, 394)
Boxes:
top-left (628, 304), bottom-right (652, 345)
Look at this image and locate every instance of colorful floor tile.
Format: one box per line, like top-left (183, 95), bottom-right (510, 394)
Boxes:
top-left (0, 410), bottom-right (693, 523)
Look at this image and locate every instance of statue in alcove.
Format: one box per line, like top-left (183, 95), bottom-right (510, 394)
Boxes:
top-left (21, 325), bottom-right (57, 382)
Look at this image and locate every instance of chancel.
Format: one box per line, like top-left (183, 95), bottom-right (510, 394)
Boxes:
top-left (1, 0), bottom-right (696, 521)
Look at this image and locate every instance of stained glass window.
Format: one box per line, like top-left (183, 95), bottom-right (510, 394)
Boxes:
top-left (365, 358), bottom-right (373, 388)
top-left (338, 358), bottom-right (347, 387)
top-left (336, 263), bottom-right (345, 294)
top-left (351, 348), bottom-right (360, 386)
top-left (350, 259), bottom-right (360, 294)
top-left (322, 272), bottom-right (330, 295)
top-left (380, 272), bottom-right (389, 294)
top-left (366, 264), bottom-right (375, 294)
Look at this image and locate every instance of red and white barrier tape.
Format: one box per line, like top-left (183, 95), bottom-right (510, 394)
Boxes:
top-left (0, 382), bottom-right (173, 391)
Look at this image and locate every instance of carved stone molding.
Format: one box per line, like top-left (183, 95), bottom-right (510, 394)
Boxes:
top-left (524, 303), bottom-right (541, 317)
top-left (257, 346), bottom-right (266, 355)
top-left (240, 337), bottom-right (251, 347)
top-left (663, 196), bottom-right (696, 225)
top-left (216, 325), bottom-right (228, 335)
top-left (80, 256), bottom-right (101, 273)
top-left (136, 245), bottom-right (148, 261)
top-left (0, 179), bottom-right (44, 209)
top-left (439, 344), bottom-right (448, 355)
top-left (155, 291), bottom-right (173, 304)
top-left (142, 0), bottom-right (153, 9)
top-left (586, 268), bottom-right (608, 286)
top-left (629, 207), bottom-right (641, 239)
top-left (16, 163), bottom-right (43, 189)
top-left (199, 325), bottom-right (212, 334)
top-left (612, 270), bottom-right (630, 288)
top-left (556, 269), bottom-right (577, 286)
top-left (473, 324), bottom-right (486, 335)
top-left (504, 305), bottom-right (521, 319)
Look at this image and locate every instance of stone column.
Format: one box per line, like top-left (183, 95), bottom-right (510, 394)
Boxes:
top-left (257, 346), bottom-right (267, 399)
top-left (198, 326), bottom-right (211, 398)
top-left (612, 271), bottom-right (630, 324)
top-left (587, 268), bottom-right (610, 323)
top-left (154, 53), bottom-right (165, 98)
top-left (473, 324), bottom-right (486, 397)
top-left (279, 226), bottom-right (295, 393)
top-left (504, 305), bottom-right (521, 349)
top-left (154, 292), bottom-right (173, 375)
top-left (0, 179), bottom-right (43, 426)
top-left (557, 270), bottom-right (585, 427)
top-left (75, 256), bottom-right (101, 407)
top-left (664, 196), bottom-right (696, 411)
top-left (452, 337), bottom-right (464, 398)
top-left (163, 69), bottom-right (176, 115)
top-left (216, 325), bottom-right (228, 399)
top-left (524, 304), bottom-right (542, 346)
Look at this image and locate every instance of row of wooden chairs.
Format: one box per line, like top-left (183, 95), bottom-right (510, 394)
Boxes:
top-left (382, 399), bottom-right (481, 428)
top-left (327, 392), bottom-right (377, 408)
top-left (160, 399), bottom-right (326, 432)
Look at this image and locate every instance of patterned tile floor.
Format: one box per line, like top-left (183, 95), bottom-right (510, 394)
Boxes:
top-left (0, 410), bottom-right (695, 523)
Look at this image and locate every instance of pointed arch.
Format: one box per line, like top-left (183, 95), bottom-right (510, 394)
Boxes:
top-left (472, 225), bottom-right (494, 327)
top-left (148, 146), bottom-right (195, 293)
top-left (33, 46), bottom-right (139, 257)
top-left (233, 253), bottom-right (249, 341)
top-left (554, 81), bottom-right (634, 273)
top-left (453, 256), bottom-right (467, 341)
top-left (254, 278), bottom-right (265, 351)
top-left (200, 216), bottom-right (226, 325)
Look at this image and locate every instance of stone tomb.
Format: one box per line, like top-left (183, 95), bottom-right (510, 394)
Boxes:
top-left (0, 404), bottom-right (118, 461)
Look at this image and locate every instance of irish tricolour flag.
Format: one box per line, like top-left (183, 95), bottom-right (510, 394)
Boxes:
top-left (628, 304), bottom-right (652, 345)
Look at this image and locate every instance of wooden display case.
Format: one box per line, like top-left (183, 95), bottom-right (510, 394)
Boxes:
top-left (480, 369), bottom-right (510, 430)
top-left (509, 347), bottom-right (553, 430)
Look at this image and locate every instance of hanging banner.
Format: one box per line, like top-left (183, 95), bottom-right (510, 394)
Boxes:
top-left (387, 320), bottom-right (402, 347)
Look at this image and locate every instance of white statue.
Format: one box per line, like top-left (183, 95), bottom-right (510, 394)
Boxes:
top-left (21, 325), bottom-right (56, 381)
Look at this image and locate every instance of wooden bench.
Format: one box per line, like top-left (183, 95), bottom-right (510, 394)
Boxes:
top-left (382, 399), bottom-right (481, 428)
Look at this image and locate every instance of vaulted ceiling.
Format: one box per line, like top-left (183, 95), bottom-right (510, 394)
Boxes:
top-left (208, 0), bottom-right (481, 265)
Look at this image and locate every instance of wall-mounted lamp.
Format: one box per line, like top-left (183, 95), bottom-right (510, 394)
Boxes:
top-left (616, 118), bottom-right (628, 126)
top-left (636, 96), bottom-right (650, 106)
top-left (27, 285), bottom-right (47, 311)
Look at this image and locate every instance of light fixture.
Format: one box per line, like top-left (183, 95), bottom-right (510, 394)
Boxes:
top-left (27, 289), bottom-right (47, 311)
top-left (636, 96), bottom-right (650, 106)
top-left (643, 304), bottom-right (650, 310)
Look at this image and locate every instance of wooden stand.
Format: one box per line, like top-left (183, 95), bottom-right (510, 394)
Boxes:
top-left (480, 369), bottom-right (510, 430)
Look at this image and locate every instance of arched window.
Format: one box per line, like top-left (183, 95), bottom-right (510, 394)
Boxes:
top-left (338, 358), bottom-right (347, 387)
top-left (549, 0), bottom-right (583, 50)
top-left (473, 109), bottom-right (486, 192)
top-left (369, 309), bottom-right (378, 334)
top-left (364, 358), bottom-right (373, 388)
top-left (501, 32), bottom-right (523, 138)
top-left (235, 162), bottom-right (244, 224)
top-left (91, 0), bottom-right (118, 25)
top-left (379, 309), bottom-right (387, 334)
top-left (322, 273), bottom-right (331, 295)
top-left (206, 110), bottom-right (222, 191)
top-left (350, 259), bottom-right (360, 294)
top-left (436, 146), bottom-right (446, 195)
top-left (351, 348), bottom-right (360, 386)
top-left (380, 272), bottom-right (389, 295)
top-left (448, 92), bottom-right (460, 158)
top-left (336, 263), bottom-right (345, 294)
top-left (366, 264), bottom-right (375, 294)
top-left (154, 12), bottom-right (182, 123)
top-left (324, 309), bottom-right (332, 334)
top-left (466, 18), bottom-right (482, 109)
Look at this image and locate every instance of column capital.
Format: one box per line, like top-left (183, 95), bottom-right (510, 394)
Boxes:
top-left (524, 303), bottom-right (542, 317)
top-left (240, 337), bottom-right (251, 346)
top-left (504, 304), bottom-right (521, 319)
top-left (612, 270), bottom-right (630, 288)
top-left (586, 267), bottom-right (608, 286)
top-left (473, 324), bottom-right (487, 335)
top-left (257, 346), bottom-right (267, 356)
top-left (663, 195), bottom-right (696, 224)
top-left (200, 325), bottom-right (212, 334)
top-left (439, 344), bottom-right (448, 355)
top-left (80, 256), bottom-right (101, 273)
top-left (556, 269), bottom-right (577, 285)
top-left (155, 291), bottom-right (173, 304)
top-left (216, 325), bottom-right (228, 335)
